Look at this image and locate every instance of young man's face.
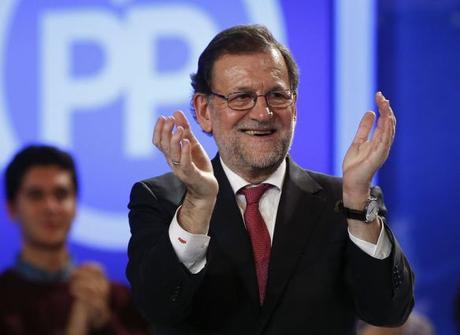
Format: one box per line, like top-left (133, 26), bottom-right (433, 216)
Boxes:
top-left (7, 165), bottom-right (77, 250)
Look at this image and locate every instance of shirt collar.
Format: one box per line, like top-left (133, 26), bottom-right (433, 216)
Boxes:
top-left (13, 255), bottom-right (75, 283)
top-left (220, 157), bottom-right (286, 194)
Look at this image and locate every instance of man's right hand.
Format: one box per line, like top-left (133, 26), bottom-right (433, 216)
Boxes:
top-left (153, 110), bottom-right (218, 234)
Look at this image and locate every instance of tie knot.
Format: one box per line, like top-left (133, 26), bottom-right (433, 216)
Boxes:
top-left (239, 184), bottom-right (272, 205)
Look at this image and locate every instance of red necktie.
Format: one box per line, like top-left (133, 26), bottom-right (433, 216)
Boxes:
top-left (239, 184), bottom-right (272, 305)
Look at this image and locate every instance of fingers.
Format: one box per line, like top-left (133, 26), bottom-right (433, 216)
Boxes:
top-left (159, 117), bottom-right (176, 158)
top-left (169, 126), bottom-right (184, 164)
top-left (346, 92), bottom-right (396, 166)
top-left (376, 91), bottom-right (394, 118)
top-left (72, 262), bottom-right (106, 278)
top-left (179, 138), bottom-right (192, 174)
top-left (168, 138), bottom-right (196, 180)
top-left (173, 110), bottom-right (200, 145)
top-left (69, 263), bottom-right (112, 329)
top-left (152, 115), bottom-right (165, 148)
top-left (374, 115), bottom-right (393, 156)
top-left (372, 92), bottom-right (396, 148)
top-left (172, 111), bottom-right (191, 132)
top-left (376, 92), bottom-right (396, 137)
top-left (352, 111), bottom-right (376, 145)
top-left (362, 92), bottom-right (396, 168)
top-left (153, 111), bottom-right (192, 168)
top-left (70, 263), bottom-right (110, 302)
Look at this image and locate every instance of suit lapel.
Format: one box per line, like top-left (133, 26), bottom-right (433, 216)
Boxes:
top-left (208, 157), bottom-right (260, 306)
top-left (261, 158), bottom-right (327, 321)
top-left (208, 156), bottom-right (328, 314)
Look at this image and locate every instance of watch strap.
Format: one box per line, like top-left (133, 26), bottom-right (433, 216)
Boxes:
top-left (335, 198), bottom-right (378, 223)
top-left (335, 200), bottom-right (367, 221)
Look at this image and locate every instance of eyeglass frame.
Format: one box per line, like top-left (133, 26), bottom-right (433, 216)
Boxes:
top-left (208, 89), bottom-right (296, 111)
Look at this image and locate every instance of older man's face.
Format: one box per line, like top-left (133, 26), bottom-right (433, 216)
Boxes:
top-left (200, 48), bottom-right (296, 178)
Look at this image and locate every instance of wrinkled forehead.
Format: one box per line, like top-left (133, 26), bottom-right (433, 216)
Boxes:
top-left (211, 48), bottom-right (290, 90)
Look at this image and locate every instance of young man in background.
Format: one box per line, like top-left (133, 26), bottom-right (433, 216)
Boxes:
top-left (0, 145), bottom-right (149, 335)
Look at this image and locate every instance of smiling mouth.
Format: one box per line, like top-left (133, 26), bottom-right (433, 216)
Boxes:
top-left (241, 129), bottom-right (276, 136)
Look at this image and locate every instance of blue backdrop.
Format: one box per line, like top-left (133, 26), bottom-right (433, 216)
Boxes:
top-left (0, 0), bottom-right (458, 333)
top-left (0, 0), bottom-right (333, 286)
top-left (378, 1), bottom-right (460, 333)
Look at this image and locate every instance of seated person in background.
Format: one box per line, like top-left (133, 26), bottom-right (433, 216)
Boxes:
top-left (0, 145), bottom-right (149, 335)
top-left (357, 311), bottom-right (436, 335)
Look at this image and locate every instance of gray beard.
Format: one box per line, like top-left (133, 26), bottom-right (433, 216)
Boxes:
top-left (218, 129), bottom-right (294, 177)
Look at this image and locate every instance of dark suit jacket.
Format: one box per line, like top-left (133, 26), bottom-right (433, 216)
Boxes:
top-left (126, 156), bottom-right (414, 335)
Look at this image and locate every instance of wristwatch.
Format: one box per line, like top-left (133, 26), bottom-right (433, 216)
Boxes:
top-left (336, 197), bottom-right (379, 223)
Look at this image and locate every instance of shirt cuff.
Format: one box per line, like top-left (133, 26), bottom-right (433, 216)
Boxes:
top-left (348, 217), bottom-right (392, 259)
top-left (168, 207), bottom-right (210, 274)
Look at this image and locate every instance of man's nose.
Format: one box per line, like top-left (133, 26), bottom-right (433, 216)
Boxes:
top-left (248, 95), bottom-right (273, 120)
top-left (43, 195), bottom-right (60, 212)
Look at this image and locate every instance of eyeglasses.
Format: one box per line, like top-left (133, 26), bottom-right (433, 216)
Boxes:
top-left (209, 89), bottom-right (295, 111)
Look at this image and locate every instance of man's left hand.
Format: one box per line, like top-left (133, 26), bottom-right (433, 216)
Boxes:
top-left (342, 91), bottom-right (396, 208)
top-left (341, 92), bottom-right (396, 242)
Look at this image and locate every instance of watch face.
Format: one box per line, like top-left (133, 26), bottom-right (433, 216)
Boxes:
top-left (365, 200), bottom-right (379, 223)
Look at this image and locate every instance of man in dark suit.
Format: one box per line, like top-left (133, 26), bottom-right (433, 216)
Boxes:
top-left (126, 24), bottom-right (414, 334)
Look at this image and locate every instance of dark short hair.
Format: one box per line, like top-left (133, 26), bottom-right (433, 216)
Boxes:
top-left (4, 144), bottom-right (79, 202)
top-left (190, 24), bottom-right (299, 119)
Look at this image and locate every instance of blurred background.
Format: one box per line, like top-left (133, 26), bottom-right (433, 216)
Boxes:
top-left (0, 0), bottom-right (458, 333)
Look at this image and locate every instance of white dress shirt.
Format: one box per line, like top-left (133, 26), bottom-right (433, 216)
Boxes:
top-left (169, 159), bottom-right (391, 274)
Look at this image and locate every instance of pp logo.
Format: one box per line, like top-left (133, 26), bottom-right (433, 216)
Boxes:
top-left (0, 0), bottom-right (286, 250)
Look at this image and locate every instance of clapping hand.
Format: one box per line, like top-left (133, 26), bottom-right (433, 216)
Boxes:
top-left (342, 92), bottom-right (396, 242)
top-left (153, 111), bottom-right (218, 234)
top-left (342, 92), bottom-right (396, 208)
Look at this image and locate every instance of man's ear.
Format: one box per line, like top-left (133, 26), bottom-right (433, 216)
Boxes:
top-left (193, 93), bottom-right (212, 133)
